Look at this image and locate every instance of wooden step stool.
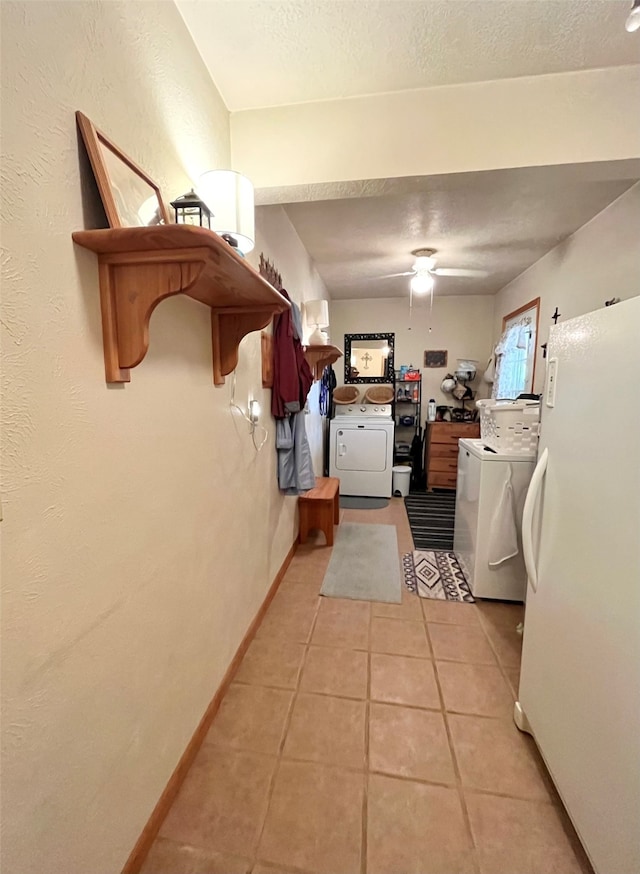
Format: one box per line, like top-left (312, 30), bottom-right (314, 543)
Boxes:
top-left (298, 476), bottom-right (340, 546)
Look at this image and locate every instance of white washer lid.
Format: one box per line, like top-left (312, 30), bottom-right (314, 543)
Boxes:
top-left (459, 438), bottom-right (536, 463)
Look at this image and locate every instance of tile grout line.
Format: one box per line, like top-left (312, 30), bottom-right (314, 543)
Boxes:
top-left (475, 609), bottom-right (522, 689)
top-left (474, 610), bottom-right (566, 810)
top-left (423, 618), bottom-right (482, 874)
top-left (361, 603), bottom-right (373, 874)
top-left (250, 570), bottom-right (324, 872)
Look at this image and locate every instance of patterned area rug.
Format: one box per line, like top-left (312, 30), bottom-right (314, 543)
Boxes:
top-left (403, 550), bottom-right (474, 602)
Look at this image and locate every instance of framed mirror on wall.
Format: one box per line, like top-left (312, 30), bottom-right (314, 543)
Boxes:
top-left (344, 333), bottom-right (394, 383)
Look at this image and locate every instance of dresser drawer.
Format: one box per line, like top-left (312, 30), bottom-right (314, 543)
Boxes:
top-left (428, 472), bottom-right (457, 489)
top-left (429, 429), bottom-right (464, 446)
top-left (429, 443), bottom-right (459, 459)
top-left (429, 423), bottom-right (480, 444)
top-left (429, 457), bottom-right (459, 474)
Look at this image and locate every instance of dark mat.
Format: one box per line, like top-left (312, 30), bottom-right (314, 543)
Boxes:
top-left (404, 491), bottom-right (456, 550)
top-left (339, 496), bottom-right (390, 510)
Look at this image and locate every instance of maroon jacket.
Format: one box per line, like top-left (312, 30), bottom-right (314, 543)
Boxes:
top-left (271, 290), bottom-right (313, 419)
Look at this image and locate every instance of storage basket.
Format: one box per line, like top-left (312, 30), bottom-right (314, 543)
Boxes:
top-left (476, 399), bottom-right (540, 455)
top-left (364, 385), bottom-right (394, 404)
top-left (333, 386), bottom-right (360, 404)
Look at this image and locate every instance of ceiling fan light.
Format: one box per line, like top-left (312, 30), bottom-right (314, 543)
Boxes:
top-left (626, 0), bottom-right (640, 31)
top-left (412, 255), bottom-right (436, 273)
top-left (410, 272), bottom-right (434, 295)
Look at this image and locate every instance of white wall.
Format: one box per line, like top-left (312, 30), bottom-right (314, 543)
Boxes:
top-left (232, 66), bottom-right (640, 190)
top-left (0, 4), bottom-right (315, 873)
top-left (251, 205), bottom-right (330, 473)
top-left (492, 183), bottom-right (640, 393)
top-left (330, 295), bottom-right (495, 408)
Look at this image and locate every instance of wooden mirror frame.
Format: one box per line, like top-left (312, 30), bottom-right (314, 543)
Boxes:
top-left (344, 332), bottom-right (395, 384)
top-left (76, 111), bottom-right (170, 229)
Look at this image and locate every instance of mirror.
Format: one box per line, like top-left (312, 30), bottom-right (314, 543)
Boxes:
top-left (344, 333), bottom-right (395, 383)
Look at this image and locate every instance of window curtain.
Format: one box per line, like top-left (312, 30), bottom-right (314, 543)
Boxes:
top-left (492, 315), bottom-right (532, 400)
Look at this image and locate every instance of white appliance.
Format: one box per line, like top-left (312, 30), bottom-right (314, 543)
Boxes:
top-left (329, 404), bottom-right (394, 497)
top-left (454, 439), bottom-right (534, 600)
top-left (516, 298), bottom-right (640, 874)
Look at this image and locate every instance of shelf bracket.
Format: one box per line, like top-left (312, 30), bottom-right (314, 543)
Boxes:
top-left (99, 255), bottom-right (205, 382)
top-left (211, 308), bottom-right (279, 386)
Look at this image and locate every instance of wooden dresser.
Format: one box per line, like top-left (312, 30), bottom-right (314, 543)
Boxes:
top-left (425, 422), bottom-right (481, 491)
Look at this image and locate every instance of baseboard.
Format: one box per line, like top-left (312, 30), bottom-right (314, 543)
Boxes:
top-left (121, 539), bottom-right (298, 874)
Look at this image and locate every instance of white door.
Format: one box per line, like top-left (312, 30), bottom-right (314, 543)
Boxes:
top-left (333, 427), bottom-right (389, 472)
top-left (520, 297), bottom-right (640, 874)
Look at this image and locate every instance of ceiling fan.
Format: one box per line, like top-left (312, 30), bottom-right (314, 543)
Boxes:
top-left (377, 248), bottom-right (488, 295)
top-left (369, 248), bottom-right (488, 319)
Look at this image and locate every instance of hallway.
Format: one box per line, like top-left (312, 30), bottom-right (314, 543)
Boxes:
top-left (142, 500), bottom-right (589, 874)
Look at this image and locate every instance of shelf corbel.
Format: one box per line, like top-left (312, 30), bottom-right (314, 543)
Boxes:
top-left (72, 225), bottom-right (289, 386)
top-left (303, 344), bottom-right (343, 381)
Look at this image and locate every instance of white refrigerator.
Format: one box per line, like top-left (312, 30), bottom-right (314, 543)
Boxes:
top-left (517, 296), bottom-right (640, 874)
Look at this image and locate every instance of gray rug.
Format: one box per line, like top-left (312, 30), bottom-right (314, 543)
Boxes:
top-left (320, 523), bottom-right (401, 603)
top-left (339, 496), bottom-right (390, 510)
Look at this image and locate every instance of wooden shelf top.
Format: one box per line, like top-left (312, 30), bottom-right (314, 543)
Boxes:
top-left (72, 224), bottom-right (290, 385)
top-left (72, 225), bottom-right (290, 312)
top-left (303, 344), bottom-right (343, 380)
top-left (304, 343), bottom-right (343, 357)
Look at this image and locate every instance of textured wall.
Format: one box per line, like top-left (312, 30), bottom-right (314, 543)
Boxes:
top-left (232, 66), bottom-right (640, 189)
top-left (0, 3), bottom-right (298, 873)
top-left (492, 183), bottom-right (640, 393)
top-left (330, 295), bottom-right (495, 405)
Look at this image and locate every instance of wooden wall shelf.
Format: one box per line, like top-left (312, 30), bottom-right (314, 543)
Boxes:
top-left (304, 344), bottom-right (343, 381)
top-left (72, 225), bottom-right (290, 385)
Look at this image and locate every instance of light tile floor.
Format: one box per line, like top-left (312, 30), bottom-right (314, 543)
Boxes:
top-left (142, 499), bottom-right (593, 874)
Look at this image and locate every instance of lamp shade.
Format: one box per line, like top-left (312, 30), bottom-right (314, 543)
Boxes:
top-left (198, 170), bottom-right (255, 254)
top-left (305, 299), bottom-right (329, 327)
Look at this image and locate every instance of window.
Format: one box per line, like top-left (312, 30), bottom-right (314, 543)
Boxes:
top-left (493, 298), bottom-right (540, 399)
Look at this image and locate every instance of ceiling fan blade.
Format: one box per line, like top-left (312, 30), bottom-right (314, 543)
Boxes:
top-left (433, 267), bottom-right (488, 278)
top-left (363, 271), bottom-right (414, 281)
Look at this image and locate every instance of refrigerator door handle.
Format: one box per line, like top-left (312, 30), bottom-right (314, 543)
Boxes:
top-left (522, 448), bottom-right (548, 592)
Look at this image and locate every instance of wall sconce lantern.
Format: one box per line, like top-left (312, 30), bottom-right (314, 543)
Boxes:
top-left (170, 189), bottom-right (213, 228)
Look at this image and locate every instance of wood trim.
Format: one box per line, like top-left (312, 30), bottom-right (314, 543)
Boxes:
top-left (501, 296), bottom-right (541, 392)
top-left (121, 539), bottom-right (298, 874)
top-left (261, 331), bottom-right (274, 388)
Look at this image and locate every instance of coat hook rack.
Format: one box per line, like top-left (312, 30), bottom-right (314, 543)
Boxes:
top-left (259, 253), bottom-right (283, 291)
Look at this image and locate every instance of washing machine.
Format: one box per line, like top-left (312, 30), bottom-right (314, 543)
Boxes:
top-left (329, 404), bottom-right (395, 497)
top-left (454, 438), bottom-right (535, 601)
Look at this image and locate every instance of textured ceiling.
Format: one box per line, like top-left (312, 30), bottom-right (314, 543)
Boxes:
top-left (277, 163), bottom-right (639, 299)
top-left (176, 0), bottom-right (639, 110)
